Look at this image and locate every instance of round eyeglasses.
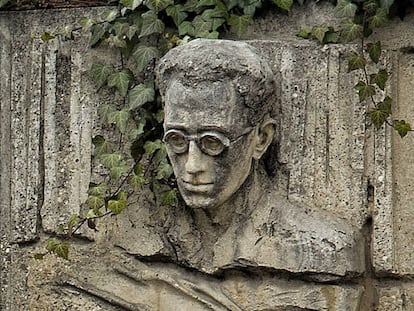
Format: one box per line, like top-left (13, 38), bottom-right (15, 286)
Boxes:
top-left (163, 127), bottom-right (254, 157)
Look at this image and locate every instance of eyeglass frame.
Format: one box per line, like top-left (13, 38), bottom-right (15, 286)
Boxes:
top-left (162, 126), bottom-right (255, 157)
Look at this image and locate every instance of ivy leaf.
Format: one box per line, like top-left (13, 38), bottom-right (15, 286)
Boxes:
top-left (113, 22), bottom-right (130, 37)
top-left (166, 4), bottom-right (188, 26)
top-left (156, 160), bottom-right (174, 180)
top-left (366, 41), bottom-right (381, 63)
top-left (297, 28), bottom-right (311, 39)
top-left (41, 32), bottom-right (55, 42)
top-left (100, 153), bottom-right (125, 169)
top-left (145, 0), bottom-right (173, 12)
top-left (273, 0), bottom-right (293, 11)
top-left (127, 25), bottom-right (140, 40)
top-left (243, 2), bottom-right (262, 16)
top-left (46, 238), bottom-right (59, 252)
top-left (196, 0), bottom-right (216, 7)
top-left (144, 139), bottom-right (163, 155)
top-left (54, 242), bottom-right (69, 260)
top-left (89, 23), bottom-right (108, 47)
top-left (379, 0), bottom-right (393, 13)
top-left (88, 183), bottom-right (110, 196)
top-left (369, 8), bottom-right (388, 29)
top-left (161, 189), bottom-right (178, 206)
top-left (79, 17), bottom-right (95, 31)
top-left (59, 25), bottom-right (74, 40)
top-left (90, 63), bottom-right (114, 89)
top-left (109, 109), bottom-right (131, 134)
top-left (86, 195), bottom-right (105, 210)
top-left (108, 199), bottom-right (127, 215)
top-left (341, 20), bottom-right (363, 42)
top-left (129, 117), bottom-right (146, 140)
top-left (192, 15), bottom-right (213, 35)
top-left (394, 120), bottom-right (411, 138)
top-left (227, 14), bottom-right (252, 38)
top-left (67, 214), bottom-right (79, 237)
top-left (363, 0), bottom-right (378, 13)
top-left (101, 8), bottom-right (119, 22)
top-left (120, 0), bottom-right (143, 10)
top-left (129, 83), bottom-right (155, 110)
top-left (178, 21), bottom-right (195, 36)
top-left (312, 25), bottom-right (329, 43)
top-left (370, 69), bottom-right (389, 90)
top-left (86, 208), bottom-right (101, 219)
top-left (140, 11), bottom-right (165, 37)
top-left (378, 96), bottom-right (392, 115)
top-left (335, 0), bottom-right (357, 18)
top-left (324, 31), bottom-right (340, 43)
top-left (133, 45), bottom-right (161, 72)
top-left (368, 108), bottom-right (388, 129)
top-left (346, 51), bottom-right (366, 72)
top-left (108, 69), bottom-right (134, 97)
top-left (128, 164), bottom-right (145, 190)
top-left (354, 81), bottom-right (376, 102)
top-left (92, 135), bottom-right (114, 156)
top-left (110, 165), bottom-right (129, 180)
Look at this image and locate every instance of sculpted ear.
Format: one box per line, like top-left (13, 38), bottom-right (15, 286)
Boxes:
top-left (252, 117), bottom-right (276, 160)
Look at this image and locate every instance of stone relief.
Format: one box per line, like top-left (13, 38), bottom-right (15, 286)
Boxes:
top-left (41, 39), bottom-right (366, 310)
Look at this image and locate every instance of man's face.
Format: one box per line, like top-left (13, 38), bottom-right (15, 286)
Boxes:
top-left (163, 80), bottom-right (256, 210)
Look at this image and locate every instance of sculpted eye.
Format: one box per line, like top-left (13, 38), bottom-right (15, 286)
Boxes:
top-left (165, 132), bottom-right (188, 153)
top-left (200, 135), bottom-right (224, 155)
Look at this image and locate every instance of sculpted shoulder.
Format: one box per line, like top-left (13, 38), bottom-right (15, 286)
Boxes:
top-left (216, 190), bottom-right (366, 280)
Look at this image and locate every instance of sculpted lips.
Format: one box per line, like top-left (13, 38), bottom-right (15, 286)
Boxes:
top-left (180, 180), bottom-right (214, 193)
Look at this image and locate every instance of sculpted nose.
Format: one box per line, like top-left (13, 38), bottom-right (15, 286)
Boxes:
top-left (185, 141), bottom-right (207, 174)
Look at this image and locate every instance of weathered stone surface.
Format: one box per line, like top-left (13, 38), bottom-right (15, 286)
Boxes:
top-left (375, 283), bottom-right (414, 311)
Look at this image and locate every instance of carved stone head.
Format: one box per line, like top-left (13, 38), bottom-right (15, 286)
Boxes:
top-left (156, 39), bottom-right (276, 210)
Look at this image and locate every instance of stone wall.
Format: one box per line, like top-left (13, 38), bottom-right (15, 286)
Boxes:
top-left (1, 3), bottom-right (414, 310)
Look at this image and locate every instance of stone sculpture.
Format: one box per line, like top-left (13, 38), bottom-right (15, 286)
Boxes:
top-left (30, 39), bottom-right (367, 310)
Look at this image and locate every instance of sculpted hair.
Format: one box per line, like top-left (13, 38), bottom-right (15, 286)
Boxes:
top-left (155, 39), bottom-right (276, 126)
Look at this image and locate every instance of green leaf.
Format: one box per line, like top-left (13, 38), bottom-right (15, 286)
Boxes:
top-left (128, 165), bottom-right (145, 190)
top-left (273, 0), bottom-right (293, 11)
top-left (394, 120), bottom-right (411, 138)
top-left (86, 208), bottom-right (100, 219)
top-left (108, 199), bottom-right (127, 214)
top-left (79, 17), bottom-right (95, 31)
top-left (101, 8), bottom-right (119, 22)
top-left (369, 8), bottom-right (388, 29)
top-left (367, 41), bottom-right (381, 63)
top-left (324, 31), bottom-right (340, 43)
top-left (166, 4), bottom-right (188, 26)
top-left (100, 153), bottom-right (125, 169)
top-left (0, 0), bottom-right (11, 8)
top-left (108, 109), bottom-right (130, 134)
top-left (341, 20), bottom-right (363, 42)
top-left (88, 183), bottom-right (110, 196)
top-left (89, 23), bottom-right (108, 47)
top-left (110, 164), bottom-right (129, 180)
top-left (40, 32), bottom-right (55, 42)
top-left (46, 238), bottom-right (59, 252)
top-left (144, 139), bottom-right (163, 155)
top-left (178, 21), bottom-right (195, 36)
top-left (145, 0), bottom-right (173, 12)
top-left (155, 109), bottom-right (164, 123)
top-left (346, 51), bottom-right (366, 72)
top-left (34, 253), bottom-right (45, 260)
top-left (370, 69), bottom-right (389, 90)
top-left (92, 135), bottom-right (114, 156)
top-left (196, 0), bottom-right (216, 7)
top-left (243, 2), bottom-right (262, 16)
top-left (90, 63), bottom-right (114, 89)
top-left (156, 160), bottom-right (174, 180)
top-left (129, 84), bottom-right (155, 110)
top-left (140, 11), bottom-right (165, 37)
top-left (67, 214), bottom-right (79, 237)
top-left (161, 189), bottom-right (178, 206)
top-left (108, 69), bottom-right (134, 97)
top-left (120, 0), bottom-right (143, 10)
top-left (368, 108), bottom-right (388, 129)
top-left (380, 0), bottom-right (394, 13)
top-left (312, 25), bottom-right (329, 43)
top-left (297, 28), bottom-right (311, 39)
top-left (378, 96), bottom-right (392, 115)
top-left (59, 25), bottom-right (74, 40)
top-left (363, 0), bottom-right (378, 13)
top-left (227, 14), bottom-right (252, 38)
top-left (335, 0), bottom-right (357, 18)
top-left (354, 81), bottom-right (376, 102)
top-left (129, 117), bottom-right (146, 140)
top-left (86, 195), bottom-right (105, 210)
top-left (192, 15), bottom-right (213, 35)
top-left (133, 45), bottom-right (161, 72)
top-left (126, 25), bottom-right (140, 40)
top-left (113, 22), bottom-right (130, 37)
top-left (54, 242), bottom-right (69, 260)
